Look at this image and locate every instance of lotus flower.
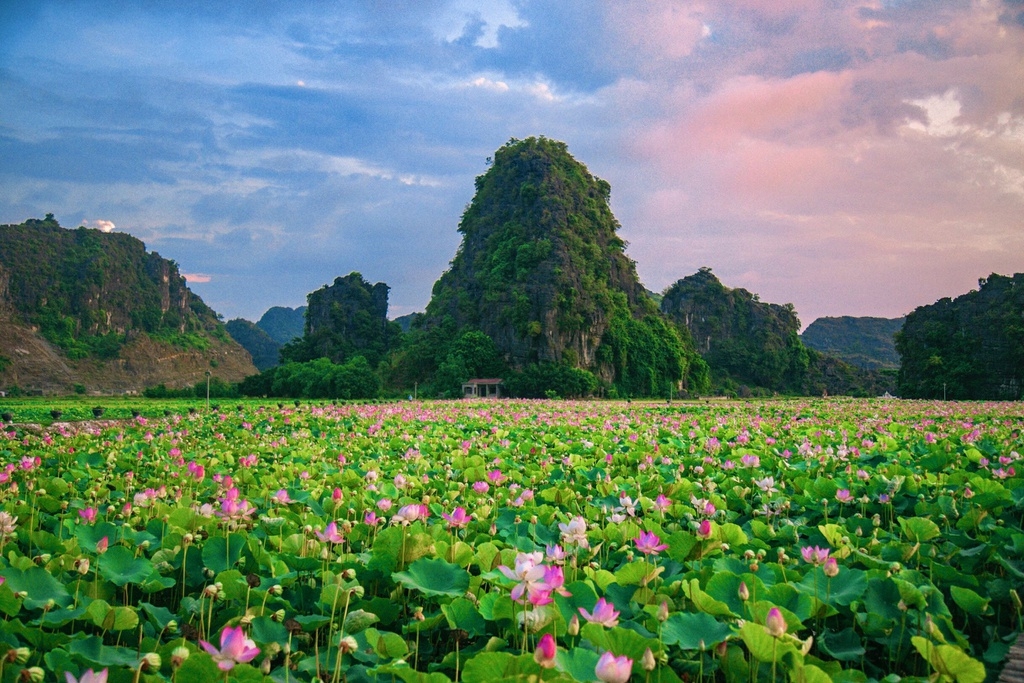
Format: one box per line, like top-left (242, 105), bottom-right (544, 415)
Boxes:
top-left (634, 530), bottom-right (668, 556)
top-left (579, 598), bottom-right (620, 627)
top-left (595, 651), bottom-right (633, 683)
top-left (200, 625), bottom-right (260, 671)
top-left (65, 669), bottom-right (108, 683)
top-left (534, 633), bottom-right (556, 668)
top-left (316, 521), bottom-right (344, 544)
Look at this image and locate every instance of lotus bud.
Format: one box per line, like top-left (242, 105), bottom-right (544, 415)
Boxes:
top-left (749, 562), bottom-right (759, 572)
top-left (801, 636), bottom-right (814, 656)
top-left (567, 614), bottom-right (580, 636)
top-left (6, 648), bottom-right (29, 664)
top-left (141, 652), bottom-right (161, 671)
top-left (171, 646), bottom-right (190, 668)
top-left (166, 620), bottom-right (178, 634)
top-left (203, 568), bottom-right (214, 580)
top-left (823, 557), bottom-right (839, 578)
top-left (182, 533), bottom-right (194, 545)
top-left (765, 607), bottom-right (786, 638)
top-left (641, 647), bottom-right (657, 671)
top-left (897, 600), bottom-right (908, 612)
top-left (342, 568), bottom-right (356, 580)
top-left (274, 608), bottom-right (286, 622)
top-left (534, 633), bottom-right (557, 669)
top-left (261, 656), bottom-right (273, 675)
top-left (716, 641), bottom-right (728, 657)
top-left (270, 585), bottom-right (283, 596)
top-left (738, 582), bottom-right (750, 601)
top-left (657, 601), bottom-right (669, 622)
top-left (76, 558), bottom-right (91, 575)
top-left (338, 636), bottom-right (358, 654)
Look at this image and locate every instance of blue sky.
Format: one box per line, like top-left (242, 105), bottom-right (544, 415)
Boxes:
top-left (2, 1), bottom-right (1022, 326)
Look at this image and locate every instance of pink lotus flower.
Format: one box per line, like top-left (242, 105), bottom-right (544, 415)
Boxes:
top-left (472, 481), bottom-right (489, 494)
top-left (66, 669), bottom-right (108, 683)
top-left (835, 489), bottom-right (853, 503)
top-left (696, 519), bottom-right (712, 540)
top-left (392, 504), bottom-right (428, 525)
top-left (595, 651), bottom-right (633, 683)
top-left (823, 557), bottom-right (839, 578)
top-left (534, 633), bottom-right (557, 669)
top-left (801, 546), bottom-right (830, 565)
top-left (653, 494), bottom-right (670, 512)
top-left (634, 530), bottom-right (668, 556)
top-left (78, 507), bottom-right (97, 524)
top-left (442, 507), bottom-right (470, 529)
top-left (200, 625), bottom-right (260, 671)
top-left (316, 521), bottom-right (344, 544)
top-left (272, 489), bottom-right (291, 504)
top-left (579, 598), bottom-right (620, 627)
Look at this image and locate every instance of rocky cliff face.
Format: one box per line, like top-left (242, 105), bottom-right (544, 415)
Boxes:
top-left (422, 137), bottom-right (659, 382)
top-left (0, 216), bottom-right (256, 394)
top-left (282, 272), bottom-right (396, 366)
top-left (801, 316), bottom-right (904, 370)
top-left (660, 268), bottom-right (809, 392)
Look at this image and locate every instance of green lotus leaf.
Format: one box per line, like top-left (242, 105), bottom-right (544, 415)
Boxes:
top-left (98, 545), bottom-right (155, 586)
top-left (441, 597), bottom-right (487, 637)
top-left (662, 611), bottom-right (733, 650)
top-left (373, 663), bottom-right (454, 683)
top-left (949, 586), bottom-right (991, 616)
top-left (393, 558), bottom-right (469, 597)
top-left (366, 627), bottom-right (409, 659)
top-left (581, 622), bottom-right (658, 662)
top-left (911, 636), bottom-right (985, 683)
top-left (344, 609), bottom-right (380, 634)
top-left (461, 652), bottom-right (542, 683)
top-left (85, 599), bottom-right (138, 631)
top-left (201, 533), bottom-right (246, 573)
top-left (0, 565), bottom-right (73, 610)
top-left (69, 635), bottom-right (143, 667)
top-left (818, 627), bottom-right (866, 661)
top-left (739, 622), bottom-right (798, 664)
top-left (899, 517), bottom-right (941, 543)
top-left (251, 615), bottom-right (289, 644)
top-left (140, 601), bottom-right (177, 630)
top-left (73, 521), bottom-right (120, 553)
top-left (554, 647), bottom-right (600, 683)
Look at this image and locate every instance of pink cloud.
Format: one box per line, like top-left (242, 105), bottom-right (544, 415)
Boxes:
top-left (181, 273), bottom-right (212, 283)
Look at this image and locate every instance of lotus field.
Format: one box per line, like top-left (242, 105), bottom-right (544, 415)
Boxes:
top-left (0, 398), bottom-right (1021, 683)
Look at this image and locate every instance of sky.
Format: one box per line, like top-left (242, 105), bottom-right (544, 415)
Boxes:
top-left (1, 1), bottom-right (1022, 328)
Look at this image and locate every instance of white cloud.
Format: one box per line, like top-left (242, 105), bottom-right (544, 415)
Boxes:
top-left (85, 219), bottom-right (116, 232)
top-left (905, 90), bottom-right (967, 137)
top-left (181, 273), bottom-right (211, 283)
top-left (469, 76), bottom-right (509, 92)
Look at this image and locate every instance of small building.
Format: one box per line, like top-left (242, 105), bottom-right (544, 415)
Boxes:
top-left (462, 378), bottom-right (504, 399)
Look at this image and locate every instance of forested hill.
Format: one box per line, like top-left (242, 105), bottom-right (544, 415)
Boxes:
top-left (897, 273), bottom-right (1023, 400)
top-left (801, 316), bottom-right (904, 370)
top-left (661, 268), bottom-right (893, 397)
top-left (397, 136), bottom-right (708, 398)
top-left (0, 216), bottom-right (256, 394)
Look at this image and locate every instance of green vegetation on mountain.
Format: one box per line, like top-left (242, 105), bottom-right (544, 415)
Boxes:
top-left (257, 306), bottom-right (306, 345)
top-left (393, 136), bottom-right (707, 398)
top-left (280, 273), bottom-right (400, 367)
top-left (0, 215), bottom-right (227, 359)
top-left (801, 316), bottom-right (904, 370)
top-left (225, 318), bottom-right (281, 371)
top-left (0, 216), bottom-right (256, 394)
top-left (662, 268), bottom-right (891, 397)
top-left (896, 273), bottom-right (1023, 399)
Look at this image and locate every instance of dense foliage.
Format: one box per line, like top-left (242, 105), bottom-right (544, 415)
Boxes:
top-left (662, 269), bottom-right (890, 397)
top-left (897, 273), bottom-right (1024, 400)
top-left (0, 216), bottom-right (226, 359)
top-left (801, 317), bottom-right (904, 371)
top-left (0, 397), bottom-right (1018, 683)
top-left (281, 274), bottom-right (399, 368)
top-left (410, 137), bottom-right (705, 397)
top-left (239, 356), bottom-right (380, 399)
top-left (225, 319), bottom-right (282, 371)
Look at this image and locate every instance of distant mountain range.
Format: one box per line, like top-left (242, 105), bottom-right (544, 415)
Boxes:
top-left (801, 316), bottom-right (904, 370)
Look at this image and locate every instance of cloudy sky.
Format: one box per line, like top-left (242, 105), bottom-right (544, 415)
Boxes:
top-left (1, 1), bottom-right (1022, 327)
